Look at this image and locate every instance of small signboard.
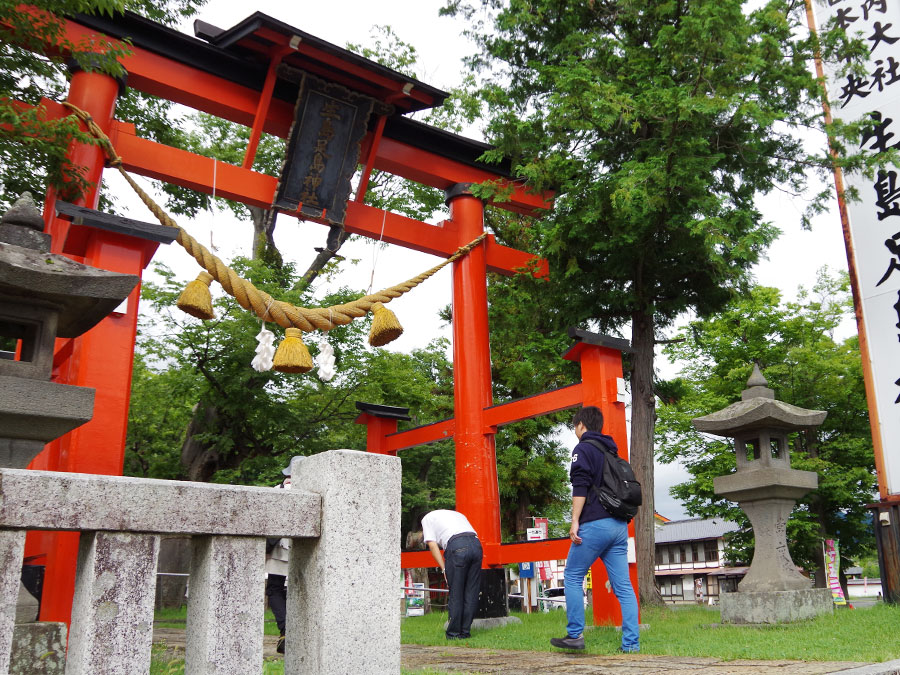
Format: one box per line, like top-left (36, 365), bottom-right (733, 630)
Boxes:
top-left (825, 539), bottom-right (847, 606)
top-left (518, 562), bottom-right (534, 579)
top-left (406, 582), bottom-right (425, 616)
top-left (538, 561), bottom-right (551, 581)
top-left (526, 527), bottom-right (545, 541)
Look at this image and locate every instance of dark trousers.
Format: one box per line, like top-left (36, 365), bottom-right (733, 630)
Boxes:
top-left (444, 534), bottom-right (482, 638)
top-left (266, 574), bottom-right (287, 635)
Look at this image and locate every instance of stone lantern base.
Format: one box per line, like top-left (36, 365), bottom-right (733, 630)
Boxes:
top-left (720, 588), bottom-right (833, 624)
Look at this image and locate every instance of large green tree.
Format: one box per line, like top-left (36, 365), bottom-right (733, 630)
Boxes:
top-left (129, 257), bottom-right (458, 490)
top-left (0, 0), bottom-right (206, 210)
top-left (656, 273), bottom-right (875, 583)
top-left (442, 0), bottom-right (881, 603)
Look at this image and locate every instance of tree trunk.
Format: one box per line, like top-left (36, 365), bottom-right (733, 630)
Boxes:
top-left (296, 229), bottom-right (350, 292)
top-left (513, 491), bottom-right (531, 541)
top-left (630, 308), bottom-right (663, 606)
top-left (249, 206), bottom-right (281, 264)
top-left (181, 401), bottom-right (221, 482)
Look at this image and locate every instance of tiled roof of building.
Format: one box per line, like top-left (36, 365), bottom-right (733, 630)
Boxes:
top-left (655, 517), bottom-right (740, 544)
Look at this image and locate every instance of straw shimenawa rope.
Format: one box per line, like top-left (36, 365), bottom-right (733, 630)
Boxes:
top-left (62, 102), bottom-right (487, 333)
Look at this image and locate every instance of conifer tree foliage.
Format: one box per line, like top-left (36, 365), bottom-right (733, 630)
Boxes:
top-left (656, 273), bottom-right (875, 581)
top-left (442, 0), bottom-right (875, 604)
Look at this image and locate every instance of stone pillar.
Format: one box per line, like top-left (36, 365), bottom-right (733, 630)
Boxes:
top-left (0, 529), bottom-right (26, 674)
top-left (65, 532), bottom-right (160, 674)
top-left (286, 450), bottom-right (401, 675)
top-left (185, 535), bottom-right (266, 674)
top-left (740, 499), bottom-right (811, 592)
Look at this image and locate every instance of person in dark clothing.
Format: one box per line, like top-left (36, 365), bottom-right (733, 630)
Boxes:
top-left (266, 456), bottom-right (302, 654)
top-left (550, 406), bottom-right (639, 653)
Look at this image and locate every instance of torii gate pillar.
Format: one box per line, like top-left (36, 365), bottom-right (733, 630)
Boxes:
top-left (27, 63), bottom-right (161, 625)
top-left (447, 184), bottom-right (507, 615)
top-left (447, 184), bottom-right (500, 542)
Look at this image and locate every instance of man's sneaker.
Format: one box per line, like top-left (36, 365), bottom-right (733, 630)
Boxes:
top-left (616, 646), bottom-right (639, 653)
top-left (550, 635), bottom-right (585, 650)
top-left (276, 635), bottom-right (285, 654)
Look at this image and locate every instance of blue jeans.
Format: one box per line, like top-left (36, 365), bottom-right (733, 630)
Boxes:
top-left (564, 517), bottom-right (639, 651)
top-left (444, 534), bottom-right (482, 637)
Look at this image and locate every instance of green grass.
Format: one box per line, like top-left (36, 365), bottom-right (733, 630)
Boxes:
top-left (149, 647), bottom-right (285, 674)
top-left (150, 603), bottom-right (900, 671)
top-left (400, 604), bottom-right (900, 662)
top-left (154, 606), bottom-right (280, 635)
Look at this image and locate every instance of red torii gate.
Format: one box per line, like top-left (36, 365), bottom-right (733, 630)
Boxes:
top-left (14, 7), bottom-right (638, 627)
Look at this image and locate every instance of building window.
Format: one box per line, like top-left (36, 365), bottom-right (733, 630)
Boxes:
top-left (671, 546), bottom-right (680, 564)
top-left (707, 574), bottom-right (719, 597)
top-left (671, 578), bottom-right (683, 598)
top-left (656, 545), bottom-right (668, 565)
top-left (704, 541), bottom-right (719, 563)
top-left (659, 579), bottom-right (670, 596)
top-left (691, 543), bottom-right (700, 563)
top-left (680, 545), bottom-right (688, 563)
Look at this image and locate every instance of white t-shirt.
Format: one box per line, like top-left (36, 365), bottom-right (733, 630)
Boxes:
top-left (265, 480), bottom-right (291, 577)
top-left (421, 510), bottom-right (476, 549)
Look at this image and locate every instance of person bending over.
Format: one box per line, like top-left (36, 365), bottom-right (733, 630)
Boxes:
top-left (421, 509), bottom-right (482, 640)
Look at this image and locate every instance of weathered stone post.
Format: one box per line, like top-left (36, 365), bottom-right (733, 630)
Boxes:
top-left (692, 364), bottom-right (833, 623)
top-left (286, 450), bottom-right (401, 675)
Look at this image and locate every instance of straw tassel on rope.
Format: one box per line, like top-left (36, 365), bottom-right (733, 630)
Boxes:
top-left (273, 328), bottom-right (313, 373)
top-left (177, 271), bottom-right (215, 320)
top-left (368, 302), bottom-right (403, 347)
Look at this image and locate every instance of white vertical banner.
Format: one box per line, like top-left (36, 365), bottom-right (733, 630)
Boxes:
top-left (812, 0), bottom-right (900, 495)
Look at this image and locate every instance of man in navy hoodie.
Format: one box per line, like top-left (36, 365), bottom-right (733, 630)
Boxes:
top-left (550, 406), bottom-right (639, 652)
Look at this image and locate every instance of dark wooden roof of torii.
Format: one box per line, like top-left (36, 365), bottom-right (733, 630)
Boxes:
top-left (70, 10), bottom-right (517, 181)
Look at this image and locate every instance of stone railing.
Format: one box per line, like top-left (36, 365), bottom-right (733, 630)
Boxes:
top-left (0, 450), bottom-right (400, 674)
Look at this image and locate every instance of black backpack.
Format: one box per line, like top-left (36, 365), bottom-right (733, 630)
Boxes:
top-left (584, 438), bottom-right (642, 523)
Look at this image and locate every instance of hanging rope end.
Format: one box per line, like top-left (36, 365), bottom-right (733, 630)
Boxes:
top-left (273, 327), bottom-right (314, 373)
top-left (177, 271), bottom-right (215, 320)
top-left (368, 302), bottom-right (404, 347)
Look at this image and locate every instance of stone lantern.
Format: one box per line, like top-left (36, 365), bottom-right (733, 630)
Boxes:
top-left (692, 364), bottom-right (833, 623)
top-left (0, 193), bottom-right (138, 468)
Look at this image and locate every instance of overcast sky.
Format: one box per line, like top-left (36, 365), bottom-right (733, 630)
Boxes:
top-left (126, 0), bottom-right (856, 521)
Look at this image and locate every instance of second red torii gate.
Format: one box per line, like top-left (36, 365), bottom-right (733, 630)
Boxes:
top-left (357, 329), bottom-right (639, 625)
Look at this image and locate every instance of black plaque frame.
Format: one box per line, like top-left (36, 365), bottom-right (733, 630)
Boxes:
top-left (273, 74), bottom-right (375, 225)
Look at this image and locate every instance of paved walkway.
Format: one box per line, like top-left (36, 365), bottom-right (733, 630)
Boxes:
top-left (153, 627), bottom-right (894, 674)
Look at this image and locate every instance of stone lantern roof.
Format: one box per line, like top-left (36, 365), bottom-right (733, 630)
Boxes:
top-left (0, 193), bottom-right (138, 468)
top-left (691, 364), bottom-right (826, 437)
top-left (0, 193), bottom-right (139, 337)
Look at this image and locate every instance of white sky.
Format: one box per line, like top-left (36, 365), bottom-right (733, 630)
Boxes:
top-left (122, 0), bottom-right (855, 521)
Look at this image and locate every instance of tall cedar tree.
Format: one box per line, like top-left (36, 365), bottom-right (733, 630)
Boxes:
top-left (442, 0), bottom-right (873, 603)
